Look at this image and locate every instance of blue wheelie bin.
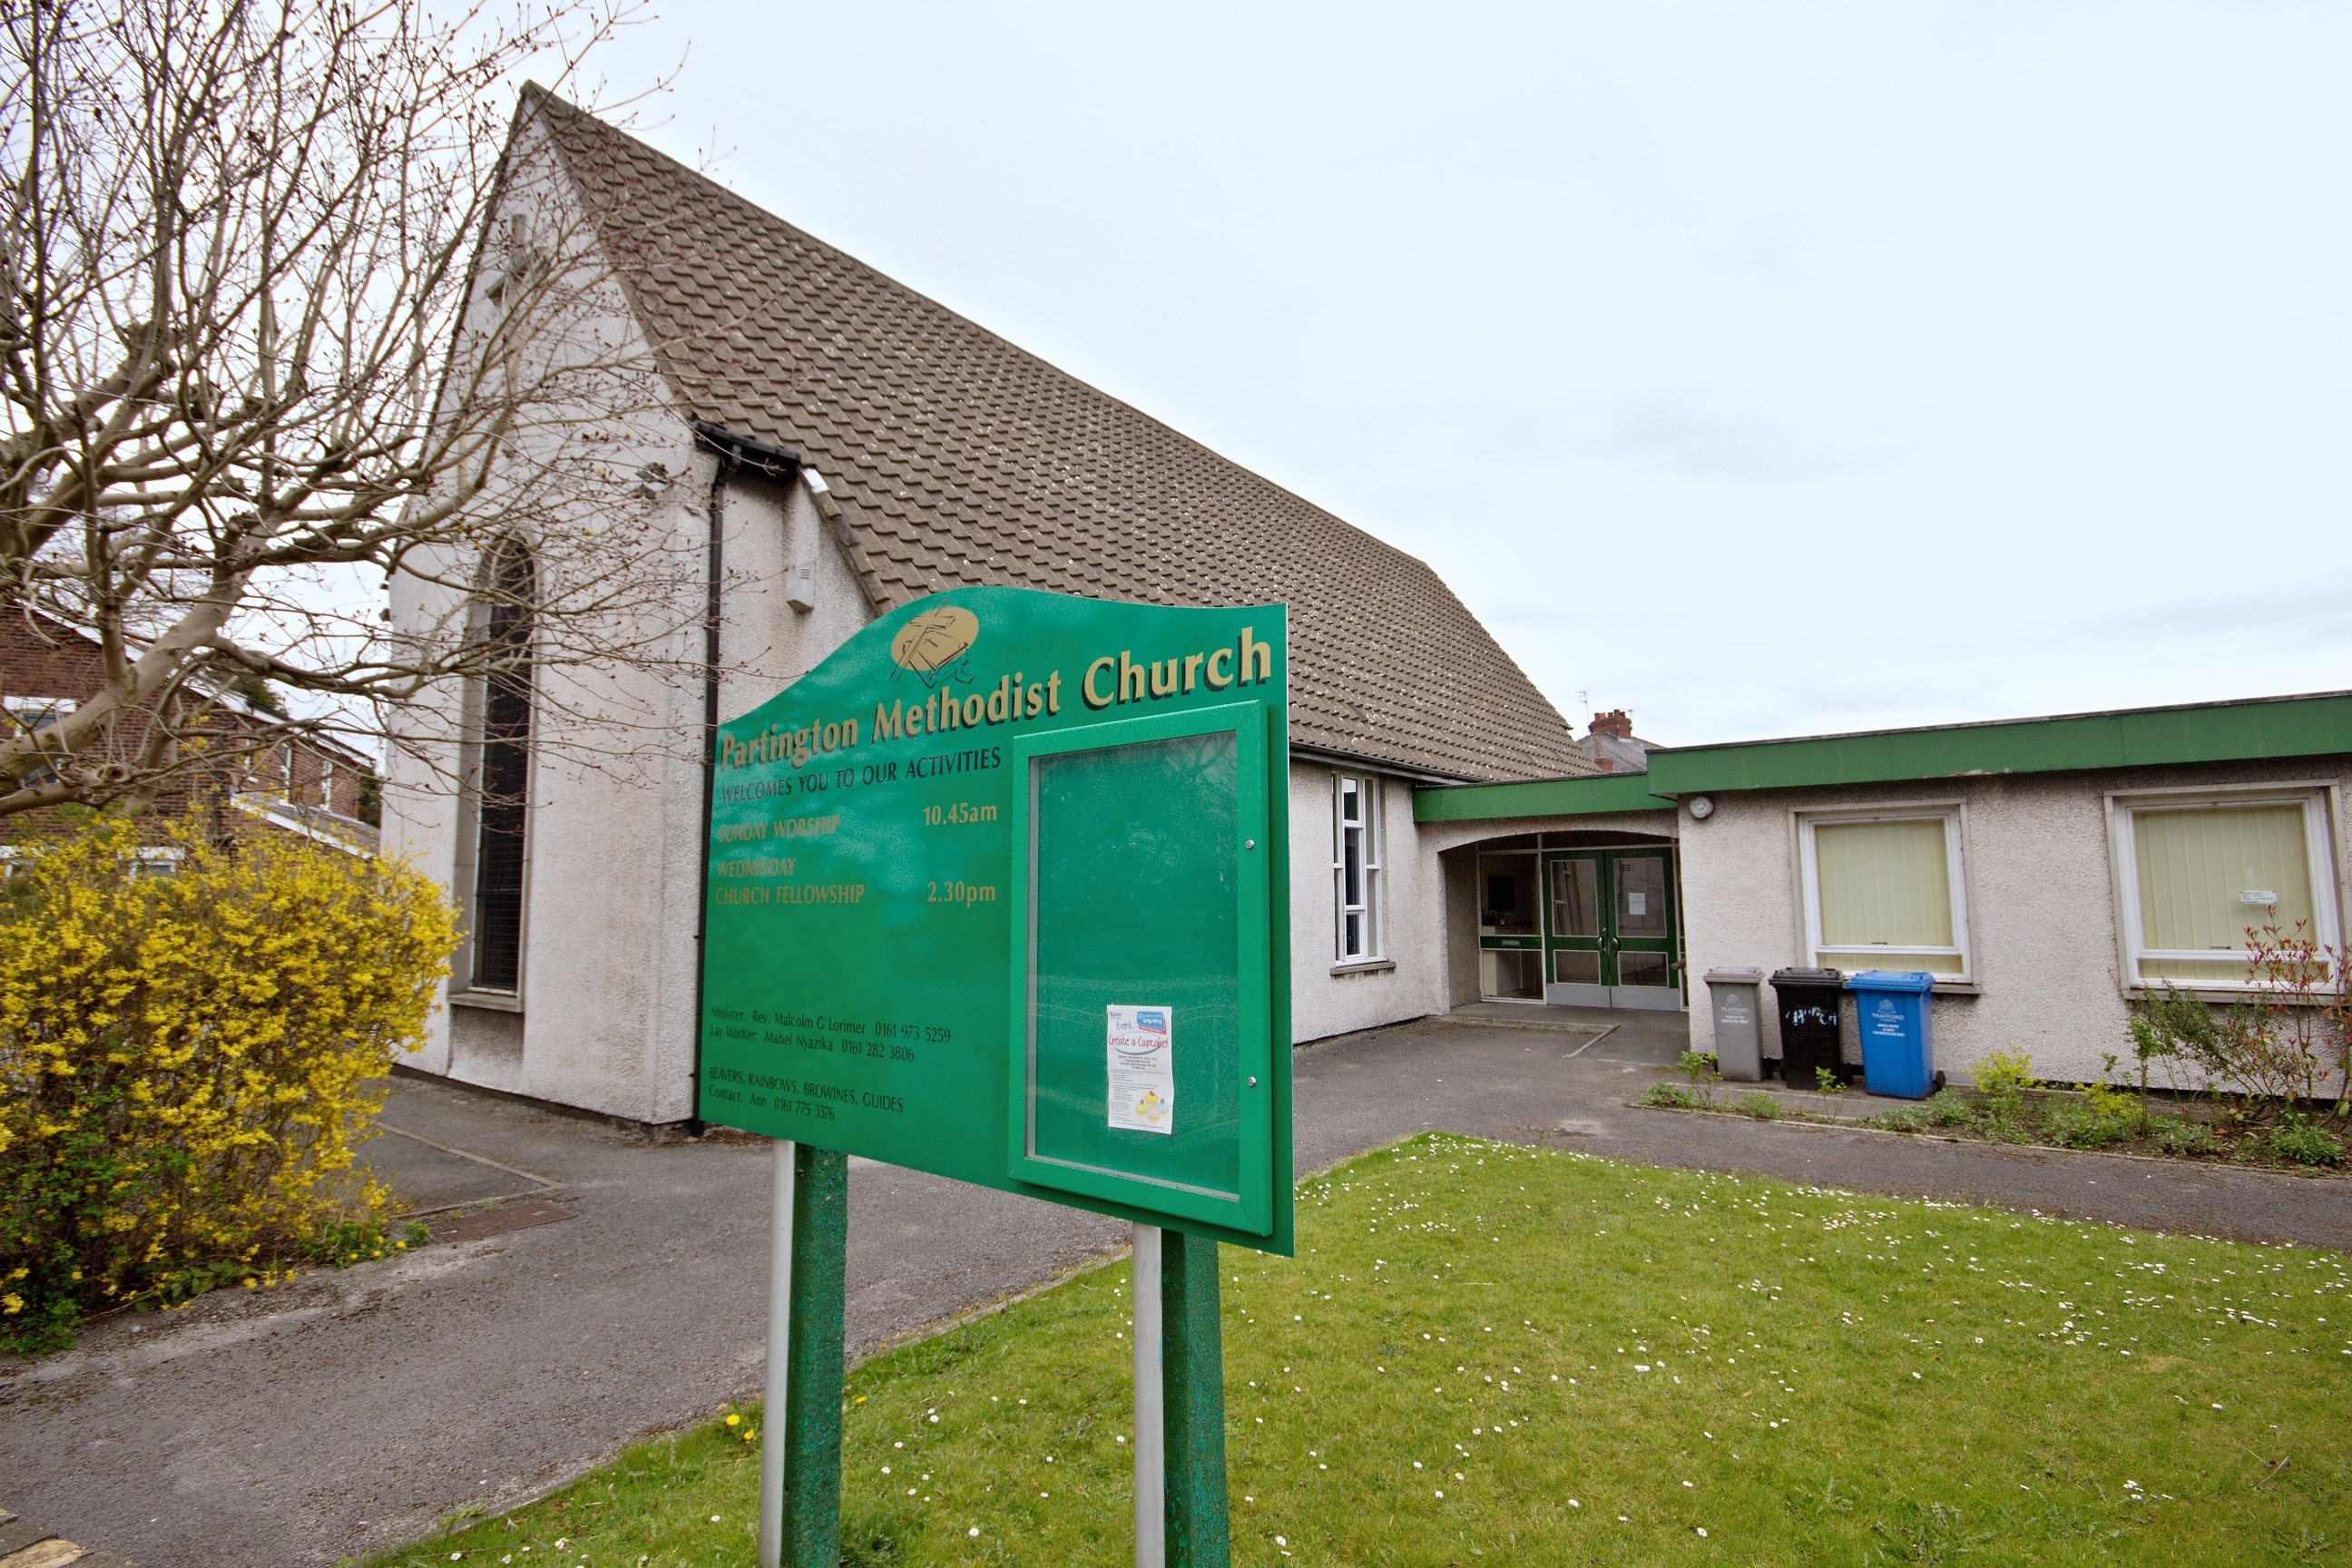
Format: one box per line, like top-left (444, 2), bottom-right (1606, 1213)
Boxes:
top-left (1846, 971), bottom-right (1940, 1099)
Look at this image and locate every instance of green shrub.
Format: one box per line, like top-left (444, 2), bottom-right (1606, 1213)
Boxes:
top-left (2079, 1078), bottom-right (2139, 1124)
top-left (1734, 1093), bottom-right (1785, 1121)
top-left (2268, 1118), bottom-right (2344, 1168)
top-left (1974, 1049), bottom-right (2036, 1100)
top-left (1969, 1106), bottom-right (2034, 1145)
top-left (2155, 1118), bottom-right (2221, 1157)
top-left (1676, 1051), bottom-right (1720, 1105)
top-left (1814, 1065), bottom-right (1847, 1096)
top-left (2129, 985), bottom-right (2233, 1093)
top-left (1965, 1049), bottom-right (2039, 1142)
top-left (309, 1217), bottom-right (433, 1269)
top-left (1640, 1083), bottom-right (1701, 1110)
top-left (2045, 1104), bottom-right (2131, 1150)
top-left (1878, 1105), bottom-right (1931, 1134)
top-left (1926, 1092), bottom-right (1975, 1128)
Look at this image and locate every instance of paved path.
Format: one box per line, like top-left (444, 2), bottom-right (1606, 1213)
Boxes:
top-left (5, 1016), bottom-right (2348, 1568)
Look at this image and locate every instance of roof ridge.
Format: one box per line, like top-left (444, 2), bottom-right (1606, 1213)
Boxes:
top-left (526, 92), bottom-right (1447, 584)
top-left (498, 90), bottom-right (1591, 782)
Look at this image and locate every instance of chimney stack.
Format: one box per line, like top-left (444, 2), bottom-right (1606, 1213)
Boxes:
top-left (1590, 709), bottom-right (1633, 740)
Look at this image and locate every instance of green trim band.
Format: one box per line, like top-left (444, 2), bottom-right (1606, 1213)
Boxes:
top-left (1410, 770), bottom-right (1672, 823)
top-left (1414, 689), bottom-right (2352, 825)
top-left (1651, 690), bottom-right (2352, 797)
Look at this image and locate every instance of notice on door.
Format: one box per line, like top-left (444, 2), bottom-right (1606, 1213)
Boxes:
top-left (1107, 1005), bottom-right (1174, 1134)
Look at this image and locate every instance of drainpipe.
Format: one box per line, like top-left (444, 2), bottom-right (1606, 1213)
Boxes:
top-left (689, 421), bottom-right (800, 1132)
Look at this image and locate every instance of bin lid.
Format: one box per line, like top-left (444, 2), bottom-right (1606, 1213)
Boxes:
top-left (1769, 966), bottom-right (1845, 985)
top-left (1703, 966), bottom-right (1765, 984)
top-left (1846, 970), bottom-right (1936, 992)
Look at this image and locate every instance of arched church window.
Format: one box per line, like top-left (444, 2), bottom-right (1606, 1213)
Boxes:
top-left (469, 535), bottom-right (534, 992)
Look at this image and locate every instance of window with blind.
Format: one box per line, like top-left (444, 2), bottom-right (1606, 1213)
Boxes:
top-left (1800, 811), bottom-right (1969, 978)
top-left (2117, 794), bottom-right (2337, 987)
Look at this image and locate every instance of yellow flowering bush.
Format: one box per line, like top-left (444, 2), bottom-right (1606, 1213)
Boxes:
top-left (0, 813), bottom-right (457, 1352)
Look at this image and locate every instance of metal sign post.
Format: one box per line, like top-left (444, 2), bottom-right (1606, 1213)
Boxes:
top-left (756, 1140), bottom-right (794, 1568)
top-left (1132, 1223), bottom-right (1164, 1568)
top-left (702, 587), bottom-right (1289, 1568)
top-left (1160, 1230), bottom-right (1231, 1567)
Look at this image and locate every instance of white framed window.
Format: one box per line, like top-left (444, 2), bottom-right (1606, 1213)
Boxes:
top-left (1798, 808), bottom-right (1971, 980)
top-left (3, 695), bottom-right (76, 731)
top-left (130, 847), bottom-right (185, 878)
top-left (3, 697), bottom-right (76, 787)
top-left (2111, 787), bottom-right (2341, 991)
top-left (1, 845), bottom-right (182, 878)
top-left (1334, 773), bottom-right (1382, 962)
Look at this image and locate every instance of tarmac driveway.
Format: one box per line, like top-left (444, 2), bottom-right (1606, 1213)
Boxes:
top-left (5, 1014), bottom-right (2349, 1567)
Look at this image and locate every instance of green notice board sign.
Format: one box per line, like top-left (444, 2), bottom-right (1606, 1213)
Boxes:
top-left (700, 586), bottom-right (1292, 1254)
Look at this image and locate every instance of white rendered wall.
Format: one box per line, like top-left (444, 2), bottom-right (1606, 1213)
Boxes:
top-left (714, 473), bottom-right (873, 721)
top-left (391, 451), bottom-right (875, 1124)
top-left (383, 95), bottom-right (901, 1122)
top-left (508, 461), bottom-right (871, 1124)
top-left (380, 105), bottom-right (808, 1121)
top-left (386, 425), bottom-right (714, 1122)
top-left (1288, 760), bottom-right (1453, 1043)
top-left (1679, 760), bottom-right (2352, 1086)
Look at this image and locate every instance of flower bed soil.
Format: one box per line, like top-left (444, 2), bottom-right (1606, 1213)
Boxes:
top-left (1639, 1081), bottom-right (2351, 1174)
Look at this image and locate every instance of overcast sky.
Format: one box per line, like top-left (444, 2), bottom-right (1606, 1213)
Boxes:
top-left (583, 3), bottom-right (2349, 747)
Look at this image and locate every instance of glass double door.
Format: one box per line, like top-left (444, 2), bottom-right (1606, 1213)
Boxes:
top-left (1543, 848), bottom-right (1682, 1009)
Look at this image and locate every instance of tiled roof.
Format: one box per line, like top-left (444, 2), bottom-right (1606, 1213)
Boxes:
top-left (534, 91), bottom-right (1592, 782)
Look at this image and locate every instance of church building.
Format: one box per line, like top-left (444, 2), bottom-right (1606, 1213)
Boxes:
top-left (385, 91), bottom-right (1604, 1130)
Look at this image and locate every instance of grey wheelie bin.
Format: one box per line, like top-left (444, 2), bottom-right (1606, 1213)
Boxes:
top-left (1703, 967), bottom-right (1766, 1082)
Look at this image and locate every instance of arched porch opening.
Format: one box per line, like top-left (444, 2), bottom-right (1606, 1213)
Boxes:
top-left (1440, 827), bottom-right (1685, 1012)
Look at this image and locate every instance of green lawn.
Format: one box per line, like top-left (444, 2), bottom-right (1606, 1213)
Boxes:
top-left (374, 1135), bottom-right (2351, 1567)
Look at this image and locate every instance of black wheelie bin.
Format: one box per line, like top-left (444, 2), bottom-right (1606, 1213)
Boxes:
top-left (1769, 967), bottom-right (1847, 1089)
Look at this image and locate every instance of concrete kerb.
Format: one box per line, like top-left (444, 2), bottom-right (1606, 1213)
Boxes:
top-left (387, 1063), bottom-right (699, 1144)
top-left (1427, 1014), bottom-right (1613, 1041)
top-left (1626, 1096), bottom-right (2352, 1182)
top-left (1626, 1055), bottom-right (2352, 1181)
top-left (373, 1122), bottom-right (560, 1190)
top-left (1298, 1014), bottom-right (1619, 1056)
top-left (372, 1120), bottom-right (568, 1222)
top-left (1290, 1017), bottom-right (1435, 1054)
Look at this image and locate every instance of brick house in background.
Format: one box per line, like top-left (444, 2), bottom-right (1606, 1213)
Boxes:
top-left (1578, 710), bottom-right (1657, 776)
top-left (2, 608), bottom-right (379, 857)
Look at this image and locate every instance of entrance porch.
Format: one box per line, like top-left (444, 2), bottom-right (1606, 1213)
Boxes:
top-left (1446, 829), bottom-right (1688, 1013)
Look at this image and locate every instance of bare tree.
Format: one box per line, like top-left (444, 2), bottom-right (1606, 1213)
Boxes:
top-left (0, 0), bottom-right (697, 819)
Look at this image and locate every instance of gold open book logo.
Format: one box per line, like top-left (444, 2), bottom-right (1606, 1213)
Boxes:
top-left (890, 604), bottom-right (979, 676)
